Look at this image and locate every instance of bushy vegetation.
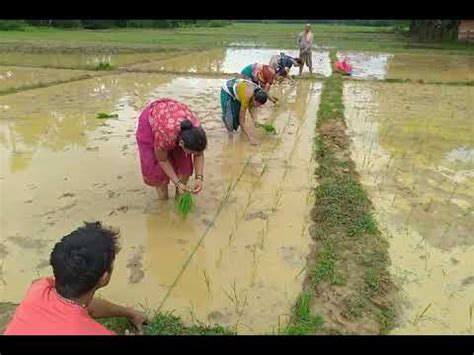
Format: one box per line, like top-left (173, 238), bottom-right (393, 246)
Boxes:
top-left (9, 20), bottom-right (231, 30)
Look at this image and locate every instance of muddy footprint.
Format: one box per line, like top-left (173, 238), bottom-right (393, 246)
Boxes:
top-left (127, 247), bottom-right (145, 284)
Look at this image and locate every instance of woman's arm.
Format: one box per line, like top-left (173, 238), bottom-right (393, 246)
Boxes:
top-left (248, 106), bottom-right (259, 127)
top-left (155, 148), bottom-right (192, 193)
top-left (194, 153), bottom-right (204, 177)
top-left (155, 148), bottom-right (180, 185)
top-left (193, 153), bottom-right (204, 194)
top-left (239, 107), bottom-right (258, 145)
top-left (265, 83), bottom-right (278, 103)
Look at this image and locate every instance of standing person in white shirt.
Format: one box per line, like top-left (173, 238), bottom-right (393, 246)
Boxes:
top-left (297, 23), bottom-right (314, 76)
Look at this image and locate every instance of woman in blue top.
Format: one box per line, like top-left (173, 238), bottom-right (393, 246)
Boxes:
top-left (269, 53), bottom-right (303, 82)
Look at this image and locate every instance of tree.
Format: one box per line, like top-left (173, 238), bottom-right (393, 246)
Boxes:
top-left (51, 20), bottom-right (82, 28)
top-left (409, 20), bottom-right (461, 42)
top-left (81, 20), bottom-right (116, 29)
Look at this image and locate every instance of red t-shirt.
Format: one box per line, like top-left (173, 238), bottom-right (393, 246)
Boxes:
top-left (4, 278), bottom-right (115, 335)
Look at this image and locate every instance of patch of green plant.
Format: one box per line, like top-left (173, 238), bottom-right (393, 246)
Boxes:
top-left (283, 291), bottom-right (324, 335)
top-left (348, 212), bottom-right (378, 237)
top-left (261, 122), bottom-right (277, 134)
top-left (177, 192), bottom-right (194, 217)
top-left (95, 61), bottom-right (115, 70)
top-left (98, 312), bottom-right (234, 335)
top-left (376, 306), bottom-right (396, 335)
top-left (96, 112), bottom-right (118, 119)
top-left (310, 241), bottom-right (345, 287)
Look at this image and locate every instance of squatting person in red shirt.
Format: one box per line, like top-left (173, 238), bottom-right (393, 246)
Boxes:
top-left (4, 221), bottom-right (147, 335)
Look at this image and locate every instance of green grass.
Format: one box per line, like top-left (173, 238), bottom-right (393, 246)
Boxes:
top-left (310, 241), bottom-right (346, 287)
top-left (0, 23), bottom-right (472, 54)
top-left (283, 292), bottom-right (324, 335)
top-left (99, 312), bottom-right (235, 335)
top-left (288, 49), bottom-right (396, 335)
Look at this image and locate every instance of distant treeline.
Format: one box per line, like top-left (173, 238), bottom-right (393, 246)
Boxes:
top-left (237, 20), bottom-right (410, 27)
top-left (0, 19), bottom-right (410, 31)
top-left (0, 20), bottom-right (231, 30)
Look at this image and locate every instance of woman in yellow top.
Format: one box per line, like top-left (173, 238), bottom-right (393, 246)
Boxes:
top-left (220, 78), bottom-right (268, 145)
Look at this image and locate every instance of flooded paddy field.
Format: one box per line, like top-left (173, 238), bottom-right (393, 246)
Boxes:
top-left (128, 48), bottom-right (332, 77)
top-left (0, 44), bottom-right (472, 335)
top-left (0, 51), bottom-right (181, 70)
top-left (386, 53), bottom-right (474, 83)
top-left (0, 66), bottom-right (98, 93)
top-left (344, 82), bottom-right (473, 334)
top-left (337, 51), bottom-right (473, 82)
top-left (0, 69), bottom-right (321, 333)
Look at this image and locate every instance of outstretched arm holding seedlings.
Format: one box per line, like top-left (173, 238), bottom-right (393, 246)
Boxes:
top-left (155, 148), bottom-right (192, 193)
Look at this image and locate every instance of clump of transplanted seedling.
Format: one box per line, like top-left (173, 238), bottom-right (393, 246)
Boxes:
top-left (261, 122), bottom-right (277, 134)
top-left (177, 192), bottom-right (194, 217)
top-left (223, 279), bottom-right (248, 316)
top-left (95, 61), bottom-right (115, 71)
top-left (96, 112), bottom-right (119, 119)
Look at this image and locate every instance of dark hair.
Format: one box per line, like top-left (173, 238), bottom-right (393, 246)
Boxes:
top-left (253, 88), bottom-right (268, 105)
top-left (276, 65), bottom-right (286, 75)
top-left (295, 58), bottom-right (303, 66)
top-left (180, 120), bottom-right (207, 152)
top-left (50, 221), bottom-right (119, 298)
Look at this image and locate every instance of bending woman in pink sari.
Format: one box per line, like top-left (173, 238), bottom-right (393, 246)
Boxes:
top-left (136, 98), bottom-right (207, 200)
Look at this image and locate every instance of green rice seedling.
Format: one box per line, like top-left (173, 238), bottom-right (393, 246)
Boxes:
top-left (96, 112), bottom-right (118, 119)
top-left (261, 122), bottom-right (277, 134)
top-left (413, 302), bottom-right (432, 326)
top-left (177, 192), bottom-right (194, 217)
top-left (95, 62), bottom-right (115, 71)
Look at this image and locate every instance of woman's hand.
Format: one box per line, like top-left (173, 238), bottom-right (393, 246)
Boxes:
top-left (193, 179), bottom-right (203, 194)
top-left (176, 181), bottom-right (192, 194)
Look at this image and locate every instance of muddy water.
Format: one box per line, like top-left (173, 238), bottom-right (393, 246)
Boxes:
top-left (129, 48), bottom-right (332, 77)
top-left (0, 52), bottom-right (178, 69)
top-left (335, 52), bottom-right (474, 82)
top-left (344, 82), bottom-right (474, 334)
top-left (337, 51), bottom-right (392, 80)
top-left (0, 66), bottom-right (97, 92)
top-left (387, 53), bottom-right (474, 82)
top-left (0, 73), bottom-right (321, 334)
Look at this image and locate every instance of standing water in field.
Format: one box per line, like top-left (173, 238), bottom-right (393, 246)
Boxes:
top-left (0, 68), bottom-right (322, 333)
top-left (344, 81), bottom-right (474, 334)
